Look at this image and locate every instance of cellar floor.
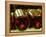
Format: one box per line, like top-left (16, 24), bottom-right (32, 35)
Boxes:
top-left (11, 28), bottom-right (42, 32)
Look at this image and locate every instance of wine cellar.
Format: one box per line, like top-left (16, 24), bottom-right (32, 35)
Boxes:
top-left (5, 1), bottom-right (45, 36)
